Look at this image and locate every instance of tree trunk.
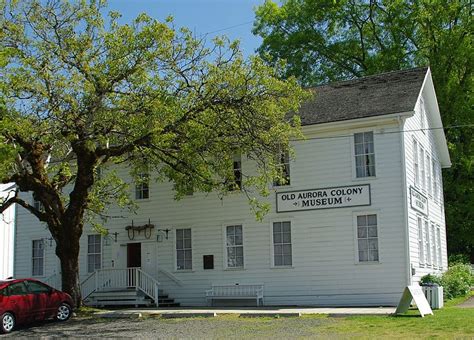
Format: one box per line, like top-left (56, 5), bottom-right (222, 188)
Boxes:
top-left (57, 235), bottom-right (82, 308)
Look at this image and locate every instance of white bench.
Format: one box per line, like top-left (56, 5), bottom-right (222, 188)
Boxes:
top-left (205, 284), bottom-right (264, 306)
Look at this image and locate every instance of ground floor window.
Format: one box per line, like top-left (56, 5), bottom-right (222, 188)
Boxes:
top-left (176, 228), bottom-right (192, 270)
top-left (431, 222), bottom-right (437, 267)
top-left (32, 239), bottom-right (44, 276)
top-left (87, 234), bottom-right (102, 273)
top-left (357, 214), bottom-right (379, 262)
top-left (436, 225), bottom-right (442, 269)
top-left (417, 217), bottom-right (425, 265)
top-left (272, 221), bottom-right (292, 266)
top-left (226, 225), bottom-right (243, 268)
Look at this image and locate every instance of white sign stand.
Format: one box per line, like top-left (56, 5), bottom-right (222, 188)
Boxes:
top-left (395, 285), bottom-right (433, 317)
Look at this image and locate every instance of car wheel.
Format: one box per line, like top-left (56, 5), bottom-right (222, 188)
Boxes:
top-left (56, 303), bottom-right (72, 321)
top-left (1, 312), bottom-right (15, 334)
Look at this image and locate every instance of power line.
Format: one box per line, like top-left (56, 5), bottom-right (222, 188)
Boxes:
top-left (294, 124), bottom-right (474, 142)
top-left (203, 20), bottom-right (254, 36)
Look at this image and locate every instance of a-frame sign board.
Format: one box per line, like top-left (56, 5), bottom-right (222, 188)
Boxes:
top-left (395, 285), bottom-right (433, 317)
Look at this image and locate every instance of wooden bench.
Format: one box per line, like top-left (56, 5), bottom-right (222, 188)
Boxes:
top-left (205, 284), bottom-right (264, 306)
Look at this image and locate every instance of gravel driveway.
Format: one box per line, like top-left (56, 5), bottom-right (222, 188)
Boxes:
top-left (0, 315), bottom-right (335, 339)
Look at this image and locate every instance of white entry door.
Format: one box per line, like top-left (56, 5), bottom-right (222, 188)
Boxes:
top-left (141, 242), bottom-right (158, 278)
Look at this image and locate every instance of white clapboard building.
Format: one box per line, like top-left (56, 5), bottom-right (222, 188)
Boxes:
top-left (12, 67), bottom-right (450, 307)
top-left (1, 184), bottom-right (16, 280)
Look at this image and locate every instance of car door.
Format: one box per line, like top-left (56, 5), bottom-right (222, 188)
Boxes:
top-left (4, 282), bottom-right (34, 324)
top-left (26, 281), bottom-right (53, 320)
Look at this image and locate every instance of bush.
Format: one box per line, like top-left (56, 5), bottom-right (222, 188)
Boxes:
top-left (420, 264), bottom-right (473, 300)
top-left (448, 254), bottom-right (470, 265)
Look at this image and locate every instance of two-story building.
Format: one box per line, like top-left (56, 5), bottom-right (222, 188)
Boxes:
top-left (11, 67), bottom-right (450, 306)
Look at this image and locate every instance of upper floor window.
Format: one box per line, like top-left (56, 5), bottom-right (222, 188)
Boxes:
top-left (433, 159), bottom-right (439, 200)
top-left (32, 239), bottom-right (44, 276)
top-left (436, 225), bottom-right (442, 269)
top-left (431, 222), bottom-right (437, 267)
top-left (420, 98), bottom-right (426, 133)
top-left (176, 228), bottom-right (192, 270)
top-left (274, 149), bottom-right (290, 186)
top-left (135, 172), bottom-right (150, 199)
top-left (424, 220), bottom-right (431, 266)
top-left (354, 132), bottom-right (375, 178)
top-left (417, 217), bottom-right (425, 266)
top-left (420, 147), bottom-right (425, 190)
top-left (226, 225), bottom-right (244, 268)
top-left (229, 154), bottom-right (242, 190)
top-left (33, 197), bottom-right (44, 212)
top-left (272, 221), bottom-right (292, 267)
top-left (357, 214), bottom-right (379, 262)
top-left (427, 154), bottom-right (432, 195)
top-left (87, 235), bottom-right (101, 273)
top-left (413, 139), bottom-right (419, 186)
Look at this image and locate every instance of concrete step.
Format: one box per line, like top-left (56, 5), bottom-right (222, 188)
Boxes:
top-left (87, 300), bottom-right (153, 307)
top-left (159, 302), bottom-right (181, 307)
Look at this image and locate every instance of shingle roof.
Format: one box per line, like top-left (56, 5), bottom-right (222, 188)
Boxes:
top-left (297, 67), bottom-right (428, 126)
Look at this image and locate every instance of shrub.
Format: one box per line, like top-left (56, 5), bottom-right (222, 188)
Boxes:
top-left (448, 254), bottom-right (470, 265)
top-left (440, 264), bottom-right (474, 300)
top-left (420, 273), bottom-right (442, 286)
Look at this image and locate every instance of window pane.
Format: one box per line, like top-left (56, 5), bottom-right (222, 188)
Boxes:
top-left (184, 238), bottom-right (192, 249)
top-left (359, 251), bottom-right (368, 262)
top-left (367, 215), bottom-right (377, 226)
top-left (357, 216), bottom-right (366, 227)
top-left (358, 239), bottom-right (368, 251)
top-left (355, 143), bottom-right (364, 155)
top-left (236, 246), bottom-right (243, 257)
top-left (369, 250), bottom-right (379, 261)
top-left (283, 255), bottom-right (292, 266)
top-left (354, 133), bottom-right (363, 144)
top-left (274, 244), bottom-right (282, 255)
top-left (357, 227), bottom-right (367, 238)
top-left (368, 226), bottom-right (378, 237)
top-left (235, 256), bottom-right (244, 267)
top-left (282, 232), bottom-right (291, 243)
top-left (368, 239), bottom-right (378, 250)
top-left (364, 132), bottom-right (373, 143)
top-left (282, 222), bottom-right (291, 233)
top-left (273, 222), bottom-right (281, 233)
top-left (273, 232), bottom-right (282, 244)
top-left (234, 226), bottom-right (242, 237)
top-left (274, 255), bottom-right (283, 266)
top-left (282, 244), bottom-right (292, 255)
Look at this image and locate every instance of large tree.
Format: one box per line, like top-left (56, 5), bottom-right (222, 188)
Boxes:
top-left (254, 0), bottom-right (474, 261)
top-left (0, 0), bottom-right (306, 306)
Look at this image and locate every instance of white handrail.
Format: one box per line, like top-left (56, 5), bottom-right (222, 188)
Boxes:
top-left (80, 268), bottom-right (160, 305)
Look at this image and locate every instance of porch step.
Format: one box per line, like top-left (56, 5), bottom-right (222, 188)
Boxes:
top-left (84, 288), bottom-right (180, 308)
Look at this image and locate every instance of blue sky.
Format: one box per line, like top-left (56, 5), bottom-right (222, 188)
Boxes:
top-left (106, 0), bottom-right (265, 57)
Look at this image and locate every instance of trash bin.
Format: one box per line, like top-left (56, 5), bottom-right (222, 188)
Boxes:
top-left (421, 283), bottom-right (444, 309)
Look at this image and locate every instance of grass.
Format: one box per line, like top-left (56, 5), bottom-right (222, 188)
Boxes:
top-left (305, 292), bottom-right (474, 339)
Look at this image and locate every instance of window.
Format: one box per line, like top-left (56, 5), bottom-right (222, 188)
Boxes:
top-left (424, 220), bottom-right (431, 266)
top-left (420, 98), bottom-right (426, 133)
top-left (274, 149), bottom-right (290, 186)
top-left (417, 217), bottom-right (425, 265)
top-left (354, 132), bottom-right (376, 178)
top-left (176, 228), bottom-right (192, 270)
top-left (226, 225), bottom-right (244, 268)
top-left (32, 240), bottom-right (44, 276)
top-left (357, 214), bottom-right (379, 262)
top-left (87, 235), bottom-right (101, 273)
top-left (6, 282), bottom-right (28, 296)
top-left (433, 159), bottom-right (439, 200)
top-left (427, 154), bottom-right (432, 195)
top-left (420, 147), bottom-right (425, 190)
top-left (413, 139), bottom-right (419, 186)
top-left (273, 221), bottom-right (292, 266)
top-left (229, 154), bottom-right (242, 190)
top-left (27, 280), bottom-right (50, 294)
top-left (431, 223), bottom-right (437, 267)
top-left (135, 173), bottom-right (149, 199)
top-left (436, 226), bottom-right (442, 269)
top-left (33, 198), bottom-right (44, 212)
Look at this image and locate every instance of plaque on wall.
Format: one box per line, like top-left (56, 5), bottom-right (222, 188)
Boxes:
top-left (410, 186), bottom-right (428, 216)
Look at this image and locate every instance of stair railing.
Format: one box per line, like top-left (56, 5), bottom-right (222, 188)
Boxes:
top-left (158, 268), bottom-right (183, 286)
top-left (80, 267), bottom-right (160, 305)
top-left (44, 272), bottom-right (62, 290)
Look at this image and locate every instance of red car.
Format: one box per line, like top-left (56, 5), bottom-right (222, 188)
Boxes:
top-left (0, 278), bottom-right (73, 334)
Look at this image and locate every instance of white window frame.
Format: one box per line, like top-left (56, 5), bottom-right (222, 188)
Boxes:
top-left (431, 222), bottom-right (437, 268)
top-left (424, 219), bottom-right (431, 267)
top-left (433, 158), bottom-right (439, 200)
top-left (413, 138), bottom-right (419, 187)
top-left (436, 225), bottom-right (442, 269)
top-left (222, 223), bottom-right (245, 270)
top-left (270, 220), bottom-right (293, 268)
top-left (353, 131), bottom-right (376, 178)
top-left (32, 239), bottom-right (45, 277)
top-left (420, 97), bottom-right (426, 133)
top-left (135, 172), bottom-right (150, 200)
top-left (87, 234), bottom-right (102, 273)
top-left (420, 146), bottom-right (425, 191)
top-left (229, 153), bottom-right (242, 191)
top-left (353, 212), bottom-right (380, 264)
top-left (273, 149), bottom-right (291, 186)
top-left (417, 216), bottom-right (425, 266)
top-left (175, 228), bottom-right (193, 271)
top-left (427, 154), bottom-right (432, 196)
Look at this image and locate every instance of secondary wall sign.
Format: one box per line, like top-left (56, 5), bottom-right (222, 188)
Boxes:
top-left (410, 186), bottom-right (428, 216)
top-left (276, 184), bottom-right (371, 213)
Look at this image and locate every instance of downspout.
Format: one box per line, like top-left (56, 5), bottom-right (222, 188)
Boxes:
top-left (398, 115), bottom-right (412, 286)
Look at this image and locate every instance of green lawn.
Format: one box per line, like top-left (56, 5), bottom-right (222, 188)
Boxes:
top-left (311, 293), bottom-right (474, 339)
